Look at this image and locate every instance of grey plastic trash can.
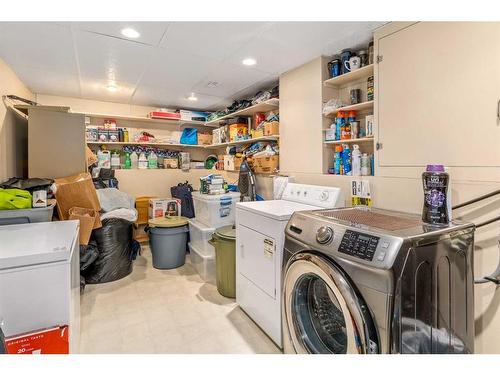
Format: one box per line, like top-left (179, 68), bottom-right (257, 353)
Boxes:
top-left (147, 217), bottom-right (189, 269)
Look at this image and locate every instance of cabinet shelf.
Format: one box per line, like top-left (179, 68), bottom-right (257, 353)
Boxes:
top-left (324, 137), bottom-right (374, 145)
top-left (324, 101), bottom-right (374, 118)
top-left (323, 64), bottom-right (374, 88)
top-left (206, 99), bottom-right (279, 125)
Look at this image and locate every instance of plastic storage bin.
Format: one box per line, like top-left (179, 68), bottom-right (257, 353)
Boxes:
top-left (192, 191), bottom-right (241, 228)
top-left (188, 219), bottom-right (215, 256)
top-left (188, 242), bottom-right (216, 284)
top-left (0, 203), bottom-right (55, 225)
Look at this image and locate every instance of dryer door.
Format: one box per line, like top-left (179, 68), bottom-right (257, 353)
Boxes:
top-left (283, 252), bottom-right (379, 354)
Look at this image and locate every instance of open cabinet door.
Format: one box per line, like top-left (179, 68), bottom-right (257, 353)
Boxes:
top-left (377, 22), bottom-right (500, 168)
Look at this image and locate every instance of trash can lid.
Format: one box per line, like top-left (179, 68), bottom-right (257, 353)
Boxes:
top-left (148, 216), bottom-right (189, 228)
top-left (215, 225), bottom-right (236, 240)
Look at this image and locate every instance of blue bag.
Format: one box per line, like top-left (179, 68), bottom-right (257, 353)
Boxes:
top-left (180, 128), bottom-right (198, 145)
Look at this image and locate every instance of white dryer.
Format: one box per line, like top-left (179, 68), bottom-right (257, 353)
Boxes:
top-left (235, 183), bottom-right (344, 348)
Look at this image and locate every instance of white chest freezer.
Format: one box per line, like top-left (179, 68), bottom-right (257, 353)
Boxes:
top-left (0, 220), bottom-right (80, 353)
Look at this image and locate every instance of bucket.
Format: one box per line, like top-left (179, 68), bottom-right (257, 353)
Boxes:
top-left (209, 225), bottom-right (236, 298)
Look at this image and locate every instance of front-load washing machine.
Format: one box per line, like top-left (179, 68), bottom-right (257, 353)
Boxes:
top-left (235, 183), bottom-right (344, 348)
top-left (282, 207), bottom-right (475, 354)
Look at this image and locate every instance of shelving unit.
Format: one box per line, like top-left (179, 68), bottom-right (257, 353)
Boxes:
top-left (324, 137), bottom-right (373, 145)
top-left (323, 64), bottom-right (374, 88)
top-left (206, 98), bottom-right (279, 125)
top-left (324, 100), bottom-right (374, 118)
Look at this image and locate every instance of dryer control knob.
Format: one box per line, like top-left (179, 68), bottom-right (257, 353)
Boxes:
top-left (316, 226), bottom-right (334, 245)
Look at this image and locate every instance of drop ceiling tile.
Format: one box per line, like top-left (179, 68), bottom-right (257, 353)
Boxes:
top-left (0, 22), bottom-right (77, 75)
top-left (74, 30), bottom-right (155, 83)
top-left (139, 47), bottom-right (220, 91)
top-left (69, 22), bottom-right (169, 46)
top-left (192, 61), bottom-right (272, 98)
top-left (13, 66), bottom-right (80, 98)
top-left (132, 85), bottom-right (223, 110)
top-left (80, 78), bottom-right (136, 104)
top-left (160, 22), bottom-right (269, 61)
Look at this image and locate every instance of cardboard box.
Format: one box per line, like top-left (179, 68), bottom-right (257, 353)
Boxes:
top-left (149, 198), bottom-right (181, 219)
top-left (264, 121), bottom-right (280, 136)
top-left (149, 111), bottom-right (181, 120)
top-left (164, 158), bottom-right (179, 169)
top-left (251, 129), bottom-right (264, 139)
top-left (197, 132), bottom-right (213, 145)
top-left (54, 173), bottom-right (102, 229)
top-left (229, 124), bottom-right (249, 141)
top-left (5, 325), bottom-right (69, 354)
top-left (223, 155), bottom-right (243, 171)
top-left (252, 155), bottom-right (279, 174)
top-left (69, 206), bottom-right (99, 245)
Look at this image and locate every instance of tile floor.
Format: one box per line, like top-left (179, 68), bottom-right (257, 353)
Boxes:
top-left (79, 246), bottom-right (282, 354)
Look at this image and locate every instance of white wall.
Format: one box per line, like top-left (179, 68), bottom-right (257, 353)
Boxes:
top-left (0, 58), bottom-right (34, 181)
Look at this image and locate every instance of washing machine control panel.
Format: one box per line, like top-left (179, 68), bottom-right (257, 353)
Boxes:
top-left (338, 230), bottom-right (380, 261)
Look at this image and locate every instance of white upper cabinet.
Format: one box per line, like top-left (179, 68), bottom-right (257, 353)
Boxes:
top-left (376, 22), bottom-right (500, 167)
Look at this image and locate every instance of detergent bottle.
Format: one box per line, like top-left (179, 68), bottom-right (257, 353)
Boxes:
top-left (342, 144), bottom-right (352, 175)
top-left (351, 144), bottom-right (361, 176)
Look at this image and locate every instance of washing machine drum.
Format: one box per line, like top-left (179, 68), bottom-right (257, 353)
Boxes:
top-left (283, 252), bottom-right (379, 354)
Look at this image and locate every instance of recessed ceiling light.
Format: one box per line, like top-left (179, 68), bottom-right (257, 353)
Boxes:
top-left (121, 28), bottom-right (140, 39)
top-left (187, 93), bottom-right (198, 101)
top-left (106, 83), bottom-right (118, 92)
top-left (242, 58), bottom-right (257, 66)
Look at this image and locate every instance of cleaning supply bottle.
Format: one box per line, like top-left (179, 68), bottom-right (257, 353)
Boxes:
top-left (422, 164), bottom-right (450, 225)
top-left (334, 145), bottom-right (343, 175)
top-left (130, 151), bottom-right (139, 169)
top-left (138, 152), bottom-right (148, 169)
top-left (335, 111), bottom-right (345, 141)
top-left (123, 128), bottom-right (129, 142)
top-left (361, 153), bottom-right (370, 176)
top-left (347, 110), bottom-right (357, 123)
top-left (351, 144), bottom-right (361, 176)
top-left (111, 151), bottom-right (121, 170)
top-left (124, 153), bottom-right (132, 169)
top-left (148, 151), bottom-right (158, 169)
top-left (97, 150), bottom-right (111, 169)
top-left (342, 144), bottom-right (352, 175)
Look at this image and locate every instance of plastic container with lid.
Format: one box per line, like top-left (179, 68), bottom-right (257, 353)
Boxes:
top-left (189, 242), bottom-right (215, 284)
top-left (192, 191), bottom-right (241, 228)
top-left (422, 164), bottom-right (450, 226)
top-left (0, 203), bottom-right (55, 226)
top-left (147, 216), bottom-right (189, 269)
top-left (188, 219), bottom-right (215, 257)
top-left (208, 225), bottom-right (236, 298)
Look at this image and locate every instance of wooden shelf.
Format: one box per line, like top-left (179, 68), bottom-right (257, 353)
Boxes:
top-left (206, 99), bottom-right (279, 125)
top-left (206, 135), bottom-right (279, 148)
top-left (86, 141), bottom-right (207, 149)
top-left (85, 112), bottom-right (216, 128)
top-left (86, 136), bottom-right (279, 149)
top-left (324, 137), bottom-right (374, 145)
top-left (324, 101), bottom-right (374, 118)
top-left (323, 64), bottom-right (374, 88)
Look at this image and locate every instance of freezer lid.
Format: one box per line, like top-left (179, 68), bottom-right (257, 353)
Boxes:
top-left (0, 220), bottom-right (79, 270)
top-left (237, 200), bottom-right (321, 221)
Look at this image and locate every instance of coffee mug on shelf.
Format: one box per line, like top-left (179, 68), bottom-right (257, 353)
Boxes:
top-left (344, 56), bottom-right (362, 72)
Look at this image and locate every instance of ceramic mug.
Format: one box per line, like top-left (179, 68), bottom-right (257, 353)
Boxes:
top-left (344, 56), bottom-right (362, 72)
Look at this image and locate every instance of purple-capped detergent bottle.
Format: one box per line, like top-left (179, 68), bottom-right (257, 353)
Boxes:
top-left (422, 164), bottom-right (450, 225)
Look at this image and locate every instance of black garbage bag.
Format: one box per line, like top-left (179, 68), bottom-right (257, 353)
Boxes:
top-left (84, 218), bottom-right (134, 284)
top-left (80, 240), bottom-right (99, 272)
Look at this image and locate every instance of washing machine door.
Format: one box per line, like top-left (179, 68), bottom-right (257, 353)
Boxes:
top-left (283, 252), bottom-right (379, 354)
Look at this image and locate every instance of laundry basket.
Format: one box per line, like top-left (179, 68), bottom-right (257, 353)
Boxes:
top-left (147, 217), bottom-right (189, 269)
top-left (209, 225), bottom-right (236, 298)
